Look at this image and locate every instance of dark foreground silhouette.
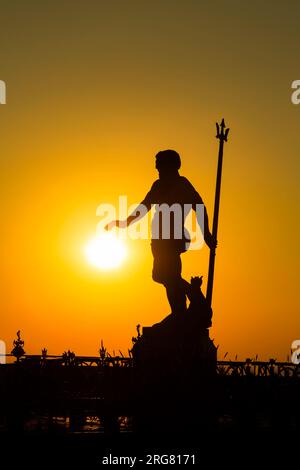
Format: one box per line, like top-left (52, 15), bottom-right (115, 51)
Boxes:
top-left (1, 339), bottom-right (300, 465)
top-left (1, 332), bottom-right (299, 466)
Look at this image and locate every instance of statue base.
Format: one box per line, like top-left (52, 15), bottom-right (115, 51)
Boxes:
top-left (131, 276), bottom-right (217, 382)
top-left (131, 310), bottom-right (218, 435)
top-left (132, 311), bottom-right (217, 374)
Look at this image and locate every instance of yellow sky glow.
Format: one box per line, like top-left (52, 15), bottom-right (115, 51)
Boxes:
top-left (0, 1), bottom-right (299, 360)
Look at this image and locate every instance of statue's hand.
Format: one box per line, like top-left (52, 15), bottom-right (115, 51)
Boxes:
top-left (104, 220), bottom-right (118, 231)
top-left (206, 233), bottom-right (217, 250)
top-left (104, 220), bottom-right (125, 230)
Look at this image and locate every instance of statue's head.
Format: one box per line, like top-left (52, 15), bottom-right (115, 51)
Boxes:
top-left (155, 150), bottom-right (181, 177)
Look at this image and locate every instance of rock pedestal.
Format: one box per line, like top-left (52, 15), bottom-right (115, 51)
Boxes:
top-left (131, 311), bottom-right (218, 436)
top-left (132, 312), bottom-right (217, 373)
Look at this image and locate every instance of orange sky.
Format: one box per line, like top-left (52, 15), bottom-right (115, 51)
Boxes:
top-left (1, 1), bottom-right (299, 360)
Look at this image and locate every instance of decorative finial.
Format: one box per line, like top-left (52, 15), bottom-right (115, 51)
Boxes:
top-left (41, 348), bottom-right (47, 358)
top-left (11, 330), bottom-right (25, 361)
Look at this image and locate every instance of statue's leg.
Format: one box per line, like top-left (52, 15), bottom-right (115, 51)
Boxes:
top-left (151, 242), bottom-right (188, 314)
top-left (165, 279), bottom-right (187, 314)
top-left (181, 278), bottom-right (192, 301)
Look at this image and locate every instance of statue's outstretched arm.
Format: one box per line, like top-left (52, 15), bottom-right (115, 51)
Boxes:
top-left (122, 202), bottom-right (150, 227)
top-left (105, 197), bottom-right (152, 231)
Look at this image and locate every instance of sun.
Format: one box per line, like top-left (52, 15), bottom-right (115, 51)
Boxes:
top-left (85, 232), bottom-right (127, 270)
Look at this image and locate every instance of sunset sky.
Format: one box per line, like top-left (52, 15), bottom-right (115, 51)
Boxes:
top-left (1, 1), bottom-right (299, 360)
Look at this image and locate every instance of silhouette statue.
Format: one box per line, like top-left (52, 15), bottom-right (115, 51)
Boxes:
top-left (106, 150), bottom-right (216, 316)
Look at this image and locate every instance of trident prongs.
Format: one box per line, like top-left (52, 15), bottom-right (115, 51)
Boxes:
top-left (216, 118), bottom-right (230, 142)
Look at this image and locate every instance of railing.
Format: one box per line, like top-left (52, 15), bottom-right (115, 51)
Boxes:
top-left (1, 353), bottom-right (300, 377)
top-left (0, 353), bottom-right (133, 367)
top-left (217, 360), bottom-right (300, 377)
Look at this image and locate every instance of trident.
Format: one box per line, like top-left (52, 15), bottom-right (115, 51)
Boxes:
top-left (206, 118), bottom-right (230, 308)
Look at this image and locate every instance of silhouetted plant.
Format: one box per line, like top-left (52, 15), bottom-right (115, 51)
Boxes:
top-left (99, 340), bottom-right (107, 365)
top-left (62, 350), bottom-right (76, 366)
top-left (131, 324), bottom-right (141, 347)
